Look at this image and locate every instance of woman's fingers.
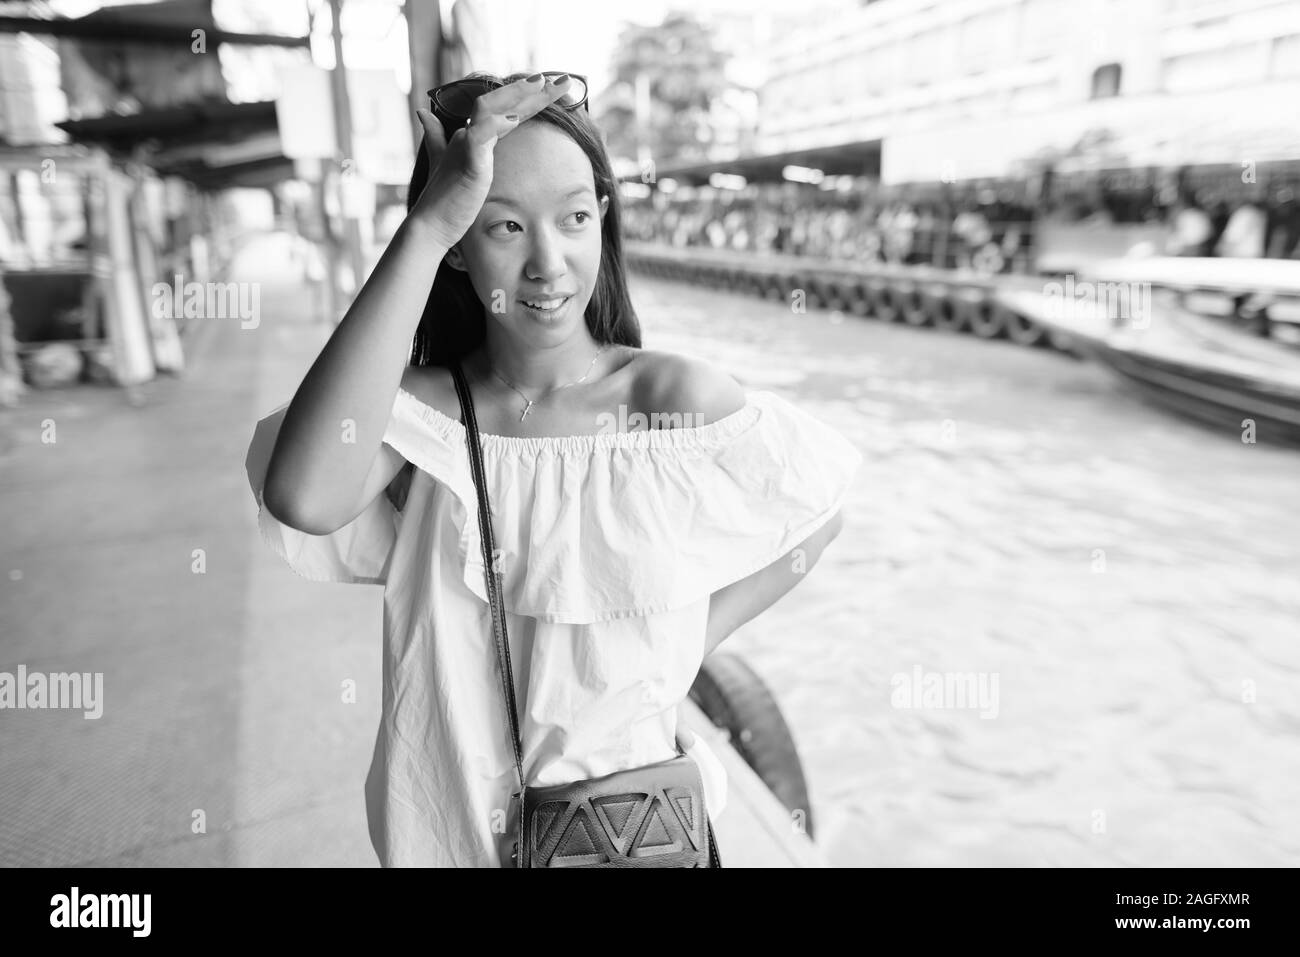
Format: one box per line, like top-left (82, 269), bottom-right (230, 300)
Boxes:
top-left (414, 108), bottom-right (445, 165)
top-left (474, 73), bottom-right (563, 117)
top-left (463, 74), bottom-right (576, 149)
top-left (413, 74), bottom-right (576, 210)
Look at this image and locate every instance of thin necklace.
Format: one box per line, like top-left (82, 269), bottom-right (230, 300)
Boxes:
top-left (489, 345), bottom-right (608, 421)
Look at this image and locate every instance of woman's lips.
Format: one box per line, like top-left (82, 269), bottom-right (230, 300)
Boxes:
top-left (519, 295), bottom-right (572, 316)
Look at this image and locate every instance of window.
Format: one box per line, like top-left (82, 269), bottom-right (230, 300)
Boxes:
top-left (1091, 63), bottom-right (1122, 98)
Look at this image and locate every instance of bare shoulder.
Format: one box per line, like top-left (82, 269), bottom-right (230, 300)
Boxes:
top-left (632, 349), bottom-right (746, 425)
top-left (399, 364), bottom-right (460, 421)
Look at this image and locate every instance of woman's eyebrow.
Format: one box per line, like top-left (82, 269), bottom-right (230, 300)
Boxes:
top-left (484, 185), bottom-right (595, 208)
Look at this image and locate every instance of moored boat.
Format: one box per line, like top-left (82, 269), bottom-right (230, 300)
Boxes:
top-left (996, 257), bottom-right (1300, 446)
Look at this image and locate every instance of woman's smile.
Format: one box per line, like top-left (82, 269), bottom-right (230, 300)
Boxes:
top-left (518, 293), bottom-right (574, 319)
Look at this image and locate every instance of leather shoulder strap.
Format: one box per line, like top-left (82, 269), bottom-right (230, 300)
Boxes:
top-left (450, 361), bottom-right (526, 798)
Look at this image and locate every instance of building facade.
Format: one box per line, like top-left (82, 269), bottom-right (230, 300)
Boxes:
top-left (0, 30), bottom-right (67, 146)
top-left (758, 0), bottom-right (1300, 183)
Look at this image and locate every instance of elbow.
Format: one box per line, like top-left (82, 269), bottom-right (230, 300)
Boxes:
top-left (266, 495), bottom-right (342, 537)
top-left (263, 463), bottom-right (341, 536)
top-left (251, 408), bottom-right (350, 535)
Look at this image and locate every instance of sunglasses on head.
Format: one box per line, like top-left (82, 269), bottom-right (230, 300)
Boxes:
top-left (427, 73), bottom-right (589, 136)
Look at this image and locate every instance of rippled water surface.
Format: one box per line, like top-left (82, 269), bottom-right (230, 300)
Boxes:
top-left (634, 273), bottom-right (1300, 867)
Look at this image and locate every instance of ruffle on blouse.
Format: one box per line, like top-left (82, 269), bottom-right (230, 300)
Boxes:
top-left (386, 387), bottom-right (861, 624)
top-left (245, 386), bottom-right (862, 623)
top-left (244, 400), bottom-right (399, 585)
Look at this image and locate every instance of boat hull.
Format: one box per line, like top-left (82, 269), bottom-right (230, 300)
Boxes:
top-left (997, 287), bottom-right (1300, 447)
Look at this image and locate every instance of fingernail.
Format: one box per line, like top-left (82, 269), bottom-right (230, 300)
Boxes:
top-left (526, 72), bottom-right (544, 83)
top-left (551, 74), bottom-right (571, 86)
top-left (504, 113), bottom-right (519, 122)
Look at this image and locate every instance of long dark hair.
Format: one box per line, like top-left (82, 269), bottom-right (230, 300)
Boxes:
top-left (405, 71), bottom-right (641, 368)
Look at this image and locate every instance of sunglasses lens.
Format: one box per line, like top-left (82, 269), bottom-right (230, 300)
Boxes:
top-left (437, 80), bottom-right (493, 118)
top-left (432, 76), bottom-right (587, 119)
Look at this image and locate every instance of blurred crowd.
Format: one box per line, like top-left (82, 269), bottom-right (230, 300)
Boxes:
top-left (1161, 191), bottom-right (1299, 259)
top-left (620, 177), bottom-right (1300, 272)
top-left (621, 185), bottom-right (1034, 272)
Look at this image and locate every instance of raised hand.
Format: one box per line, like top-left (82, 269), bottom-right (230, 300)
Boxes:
top-left (410, 73), bottom-right (577, 249)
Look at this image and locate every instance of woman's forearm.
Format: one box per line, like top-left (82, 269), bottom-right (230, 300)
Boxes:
top-left (263, 217), bottom-right (450, 533)
top-left (703, 510), bottom-right (845, 657)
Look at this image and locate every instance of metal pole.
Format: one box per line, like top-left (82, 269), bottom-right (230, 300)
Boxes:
top-left (405, 0), bottom-right (444, 145)
top-left (328, 0), bottom-right (367, 295)
top-left (315, 158), bottom-right (339, 323)
top-left (305, 0), bottom-right (341, 322)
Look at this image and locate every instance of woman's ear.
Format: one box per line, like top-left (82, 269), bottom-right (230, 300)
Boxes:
top-left (598, 194), bottom-right (610, 222)
top-left (445, 243), bottom-right (467, 272)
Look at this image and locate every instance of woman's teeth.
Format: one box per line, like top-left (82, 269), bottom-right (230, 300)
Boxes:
top-left (521, 296), bottom-right (571, 317)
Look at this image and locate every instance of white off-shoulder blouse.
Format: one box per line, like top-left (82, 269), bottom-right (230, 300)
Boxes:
top-left (244, 383), bottom-right (862, 867)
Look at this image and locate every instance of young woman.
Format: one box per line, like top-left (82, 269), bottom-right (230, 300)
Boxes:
top-left (244, 71), bottom-right (862, 866)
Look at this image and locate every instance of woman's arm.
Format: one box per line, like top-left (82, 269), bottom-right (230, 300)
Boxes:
top-left (703, 508), bottom-right (845, 657)
top-left (262, 218), bottom-right (449, 534)
top-left (265, 83), bottom-right (572, 535)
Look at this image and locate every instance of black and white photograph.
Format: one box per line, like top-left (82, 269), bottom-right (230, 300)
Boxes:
top-left (0, 0), bottom-right (1295, 916)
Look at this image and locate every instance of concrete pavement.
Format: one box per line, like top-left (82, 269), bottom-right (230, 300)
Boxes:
top-left (0, 232), bottom-right (383, 866)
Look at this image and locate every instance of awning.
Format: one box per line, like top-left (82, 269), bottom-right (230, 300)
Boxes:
top-left (627, 139), bottom-right (882, 186)
top-left (883, 81), bottom-right (1300, 185)
top-left (56, 101), bottom-right (292, 190)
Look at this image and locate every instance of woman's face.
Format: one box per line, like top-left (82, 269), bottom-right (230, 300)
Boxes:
top-left (447, 121), bottom-right (610, 349)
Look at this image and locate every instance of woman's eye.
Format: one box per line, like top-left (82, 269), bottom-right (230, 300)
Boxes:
top-left (489, 213), bottom-right (590, 235)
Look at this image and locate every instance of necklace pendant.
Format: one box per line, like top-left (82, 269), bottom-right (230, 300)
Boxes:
top-left (520, 400), bottom-right (533, 421)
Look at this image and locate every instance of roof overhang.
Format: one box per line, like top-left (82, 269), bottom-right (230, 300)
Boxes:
top-left (56, 100), bottom-right (291, 190)
top-left (631, 139), bottom-right (882, 187)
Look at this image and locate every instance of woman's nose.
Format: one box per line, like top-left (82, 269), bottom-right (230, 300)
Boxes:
top-left (525, 229), bottom-right (568, 281)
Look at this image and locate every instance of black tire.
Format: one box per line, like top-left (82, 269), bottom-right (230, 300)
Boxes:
top-left (819, 278), bottom-right (849, 312)
top-left (965, 293), bottom-right (1006, 339)
top-left (898, 281), bottom-right (930, 327)
top-left (813, 279), bottom-right (836, 310)
top-left (928, 286), bottom-right (966, 333)
top-left (868, 280), bottom-right (899, 321)
top-left (777, 274), bottom-right (800, 305)
top-left (805, 277), bottom-right (831, 310)
top-left (689, 652), bottom-right (814, 838)
top-left (847, 282), bottom-right (871, 317)
top-left (1004, 303), bottom-right (1047, 346)
top-left (1046, 329), bottom-right (1076, 354)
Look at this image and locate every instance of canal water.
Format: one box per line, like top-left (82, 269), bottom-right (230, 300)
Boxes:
top-left (632, 272), bottom-right (1300, 867)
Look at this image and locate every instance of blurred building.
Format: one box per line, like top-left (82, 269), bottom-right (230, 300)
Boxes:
top-left (759, 0), bottom-right (1300, 184)
top-left (447, 0), bottom-right (541, 75)
top-left (0, 0), bottom-right (315, 394)
top-left (671, 0), bottom-right (842, 165)
top-left (0, 27), bottom-right (67, 145)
